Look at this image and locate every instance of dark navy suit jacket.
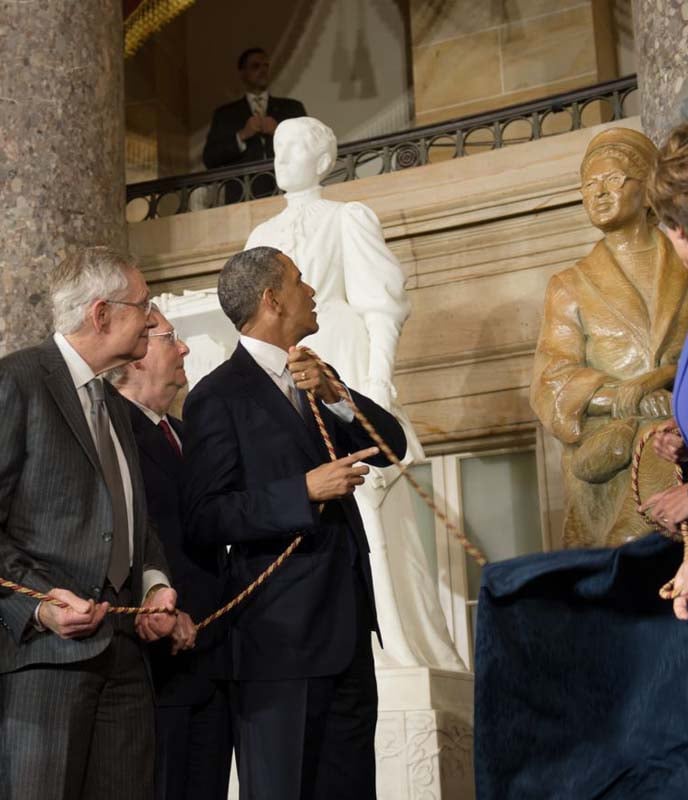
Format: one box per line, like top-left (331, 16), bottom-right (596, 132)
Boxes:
top-left (182, 344), bottom-right (406, 681)
top-left (127, 402), bottom-right (230, 706)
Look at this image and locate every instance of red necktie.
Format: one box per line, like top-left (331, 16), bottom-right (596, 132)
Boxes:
top-left (159, 418), bottom-right (182, 457)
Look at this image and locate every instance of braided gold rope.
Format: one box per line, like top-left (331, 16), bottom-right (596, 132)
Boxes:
top-left (2, 347), bottom-right (488, 630)
top-left (631, 425), bottom-right (688, 599)
top-left (0, 578), bottom-right (170, 615)
top-left (300, 348), bottom-right (488, 567)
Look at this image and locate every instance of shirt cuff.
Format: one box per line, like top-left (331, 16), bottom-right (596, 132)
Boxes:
top-left (141, 569), bottom-right (170, 602)
top-left (32, 602), bottom-right (46, 632)
top-left (235, 132), bottom-right (247, 153)
top-left (324, 389), bottom-right (354, 423)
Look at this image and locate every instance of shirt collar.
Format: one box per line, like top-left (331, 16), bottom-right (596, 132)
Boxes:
top-left (130, 399), bottom-right (166, 426)
top-left (246, 91), bottom-right (269, 104)
top-left (240, 335), bottom-right (288, 377)
top-left (53, 332), bottom-right (96, 391)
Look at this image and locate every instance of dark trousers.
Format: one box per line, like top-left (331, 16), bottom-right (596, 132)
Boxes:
top-left (234, 575), bottom-right (378, 800)
top-left (154, 683), bottom-right (233, 800)
top-left (0, 630), bottom-right (155, 800)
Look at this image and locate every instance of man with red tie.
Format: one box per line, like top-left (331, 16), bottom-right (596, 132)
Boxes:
top-left (111, 306), bottom-right (233, 800)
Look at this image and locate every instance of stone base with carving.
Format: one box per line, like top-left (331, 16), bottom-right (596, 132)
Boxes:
top-left (376, 667), bottom-right (475, 800)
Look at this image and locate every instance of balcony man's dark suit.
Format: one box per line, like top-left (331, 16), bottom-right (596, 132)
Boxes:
top-left (203, 95), bottom-right (306, 201)
top-left (182, 342), bottom-right (407, 800)
top-left (126, 402), bottom-right (233, 800)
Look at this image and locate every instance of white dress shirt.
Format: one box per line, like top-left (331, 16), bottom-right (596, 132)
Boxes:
top-left (52, 333), bottom-right (169, 599)
top-left (239, 335), bottom-right (354, 423)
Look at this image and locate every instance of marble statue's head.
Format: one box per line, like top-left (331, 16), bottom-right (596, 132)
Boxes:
top-left (580, 127), bottom-right (658, 234)
top-left (273, 117), bottom-right (338, 192)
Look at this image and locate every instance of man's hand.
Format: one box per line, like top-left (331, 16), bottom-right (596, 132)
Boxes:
top-left (38, 588), bottom-right (109, 639)
top-left (238, 115), bottom-right (262, 141)
top-left (639, 483), bottom-right (688, 534)
top-left (306, 447), bottom-right (379, 501)
top-left (288, 347), bottom-right (340, 404)
top-left (170, 611), bottom-right (197, 655)
top-left (135, 586), bottom-right (177, 642)
top-left (653, 418), bottom-right (688, 463)
top-left (261, 115), bottom-right (278, 135)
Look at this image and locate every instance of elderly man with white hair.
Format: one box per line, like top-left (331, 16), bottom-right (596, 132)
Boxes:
top-left (0, 247), bottom-right (177, 800)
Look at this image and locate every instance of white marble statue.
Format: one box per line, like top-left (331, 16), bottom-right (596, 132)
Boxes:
top-left (245, 117), bottom-right (464, 670)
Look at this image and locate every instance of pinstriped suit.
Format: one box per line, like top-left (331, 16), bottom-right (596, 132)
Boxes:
top-left (0, 338), bottom-right (169, 800)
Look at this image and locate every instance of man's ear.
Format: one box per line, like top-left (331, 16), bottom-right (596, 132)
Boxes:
top-left (90, 299), bottom-right (110, 334)
top-left (262, 286), bottom-right (280, 315)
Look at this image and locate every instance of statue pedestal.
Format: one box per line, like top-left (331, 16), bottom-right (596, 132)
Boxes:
top-left (376, 667), bottom-right (475, 800)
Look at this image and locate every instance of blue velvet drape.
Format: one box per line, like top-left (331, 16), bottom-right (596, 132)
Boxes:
top-left (475, 533), bottom-right (688, 799)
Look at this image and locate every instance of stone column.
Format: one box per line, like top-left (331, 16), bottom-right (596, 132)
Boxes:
top-left (633, 0), bottom-right (688, 146)
top-left (0, 1), bottom-right (126, 356)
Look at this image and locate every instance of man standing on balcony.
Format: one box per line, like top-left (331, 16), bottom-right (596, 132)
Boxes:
top-left (203, 47), bottom-right (306, 200)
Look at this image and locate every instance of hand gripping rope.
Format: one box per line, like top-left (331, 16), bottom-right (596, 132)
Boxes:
top-left (631, 425), bottom-right (688, 600)
top-left (1, 348), bottom-right (488, 631)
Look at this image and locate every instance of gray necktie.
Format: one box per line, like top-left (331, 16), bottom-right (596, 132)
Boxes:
top-left (281, 369), bottom-right (304, 417)
top-left (86, 378), bottom-right (129, 591)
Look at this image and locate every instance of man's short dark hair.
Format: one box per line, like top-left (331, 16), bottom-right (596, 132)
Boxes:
top-left (237, 48), bottom-right (267, 71)
top-left (218, 247), bottom-right (284, 330)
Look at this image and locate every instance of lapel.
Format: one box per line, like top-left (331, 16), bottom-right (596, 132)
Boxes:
top-left (127, 401), bottom-right (181, 479)
top-left (575, 240), bottom-right (650, 353)
top-left (231, 344), bottom-right (325, 466)
top-left (649, 231), bottom-right (688, 358)
top-left (39, 339), bottom-right (100, 472)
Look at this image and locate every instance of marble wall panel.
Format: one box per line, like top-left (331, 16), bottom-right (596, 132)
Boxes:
top-left (501, 5), bottom-right (597, 92)
top-left (413, 30), bottom-right (502, 115)
top-left (410, 0), bottom-right (628, 126)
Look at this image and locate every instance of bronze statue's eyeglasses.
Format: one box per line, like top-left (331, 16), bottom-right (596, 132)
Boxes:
top-left (105, 298), bottom-right (153, 315)
top-left (149, 330), bottom-right (179, 345)
top-left (581, 172), bottom-right (638, 197)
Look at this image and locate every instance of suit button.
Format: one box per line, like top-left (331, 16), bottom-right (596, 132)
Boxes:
top-left (103, 532), bottom-right (112, 542)
top-left (91, 586), bottom-right (101, 598)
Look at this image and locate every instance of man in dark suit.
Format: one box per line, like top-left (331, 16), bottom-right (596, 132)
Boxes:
top-left (112, 307), bottom-right (233, 800)
top-left (203, 47), bottom-right (306, 200)
top-left (0, 248), bottom-right (178, 800)
top-left (183, 246), bottom-right (407, 800)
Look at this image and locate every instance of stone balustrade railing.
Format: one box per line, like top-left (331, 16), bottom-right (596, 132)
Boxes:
top-left (126, 75), bottom-right (638, 222)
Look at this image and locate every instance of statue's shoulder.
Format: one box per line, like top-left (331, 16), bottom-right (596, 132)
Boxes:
top-left (340, 200), bottom-right (381, 228)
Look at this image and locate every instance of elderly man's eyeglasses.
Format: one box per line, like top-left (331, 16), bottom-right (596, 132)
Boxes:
top-left (149, 329), bottom-right (179, 345)
top-left (105, 298), bottom-right (153, 315)
top-left (581, 171), bottom-right (639, 197)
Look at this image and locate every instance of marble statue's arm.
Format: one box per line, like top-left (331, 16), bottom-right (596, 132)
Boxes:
top-left (530, 272), bottom-right (610, 444)
top-left (340, 203), bottom-right (411, 409)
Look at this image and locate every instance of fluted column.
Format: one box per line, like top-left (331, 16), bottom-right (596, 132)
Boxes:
top-left (633, 0), bottom-right (688, 145)
top-left (0, 1), bottom-right (126, 356)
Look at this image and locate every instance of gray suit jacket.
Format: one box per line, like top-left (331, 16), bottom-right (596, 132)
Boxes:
top-left (0, 338), bottom-right (169, 673)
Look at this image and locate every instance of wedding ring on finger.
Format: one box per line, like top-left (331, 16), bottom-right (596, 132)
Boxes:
top-left (301, 371), bottom-right (307, 381)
